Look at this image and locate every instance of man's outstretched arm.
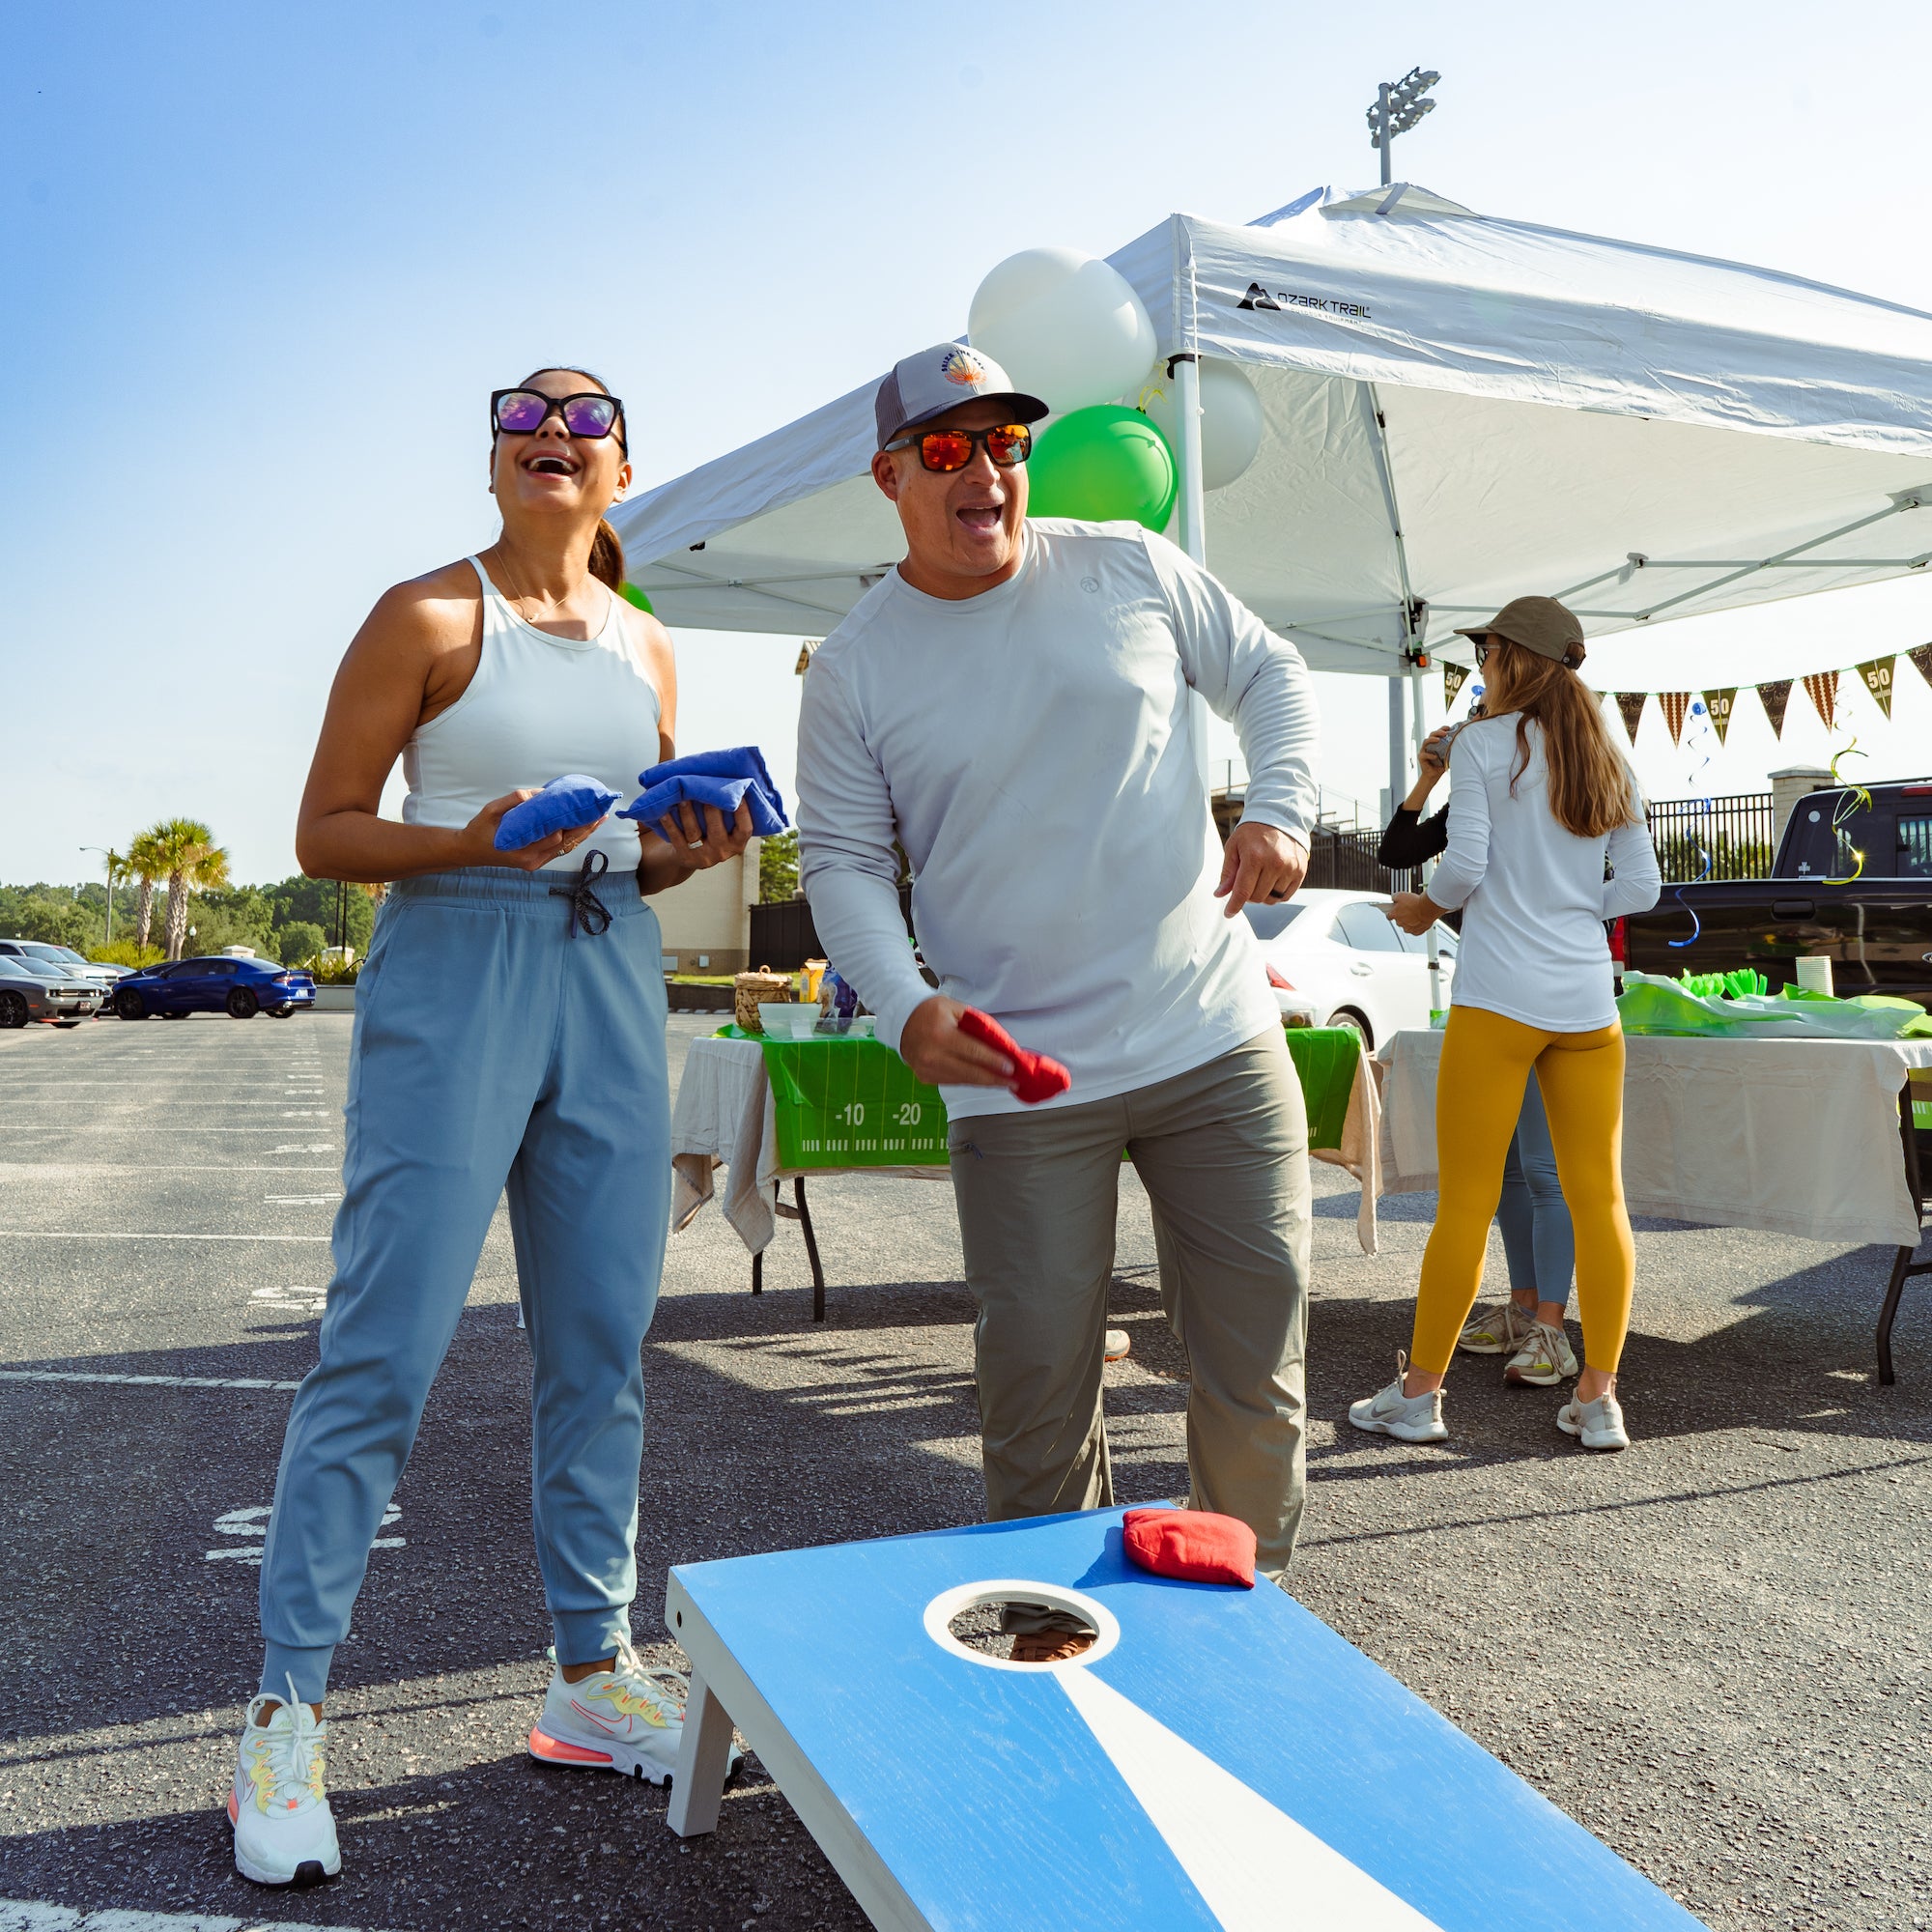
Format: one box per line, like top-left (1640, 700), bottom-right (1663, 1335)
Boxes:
top-left (794, 659), bottom-right (1013, 1088)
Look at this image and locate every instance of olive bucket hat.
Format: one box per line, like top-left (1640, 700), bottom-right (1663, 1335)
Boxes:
top-left (1453, 595), bottom-right (1585, 665)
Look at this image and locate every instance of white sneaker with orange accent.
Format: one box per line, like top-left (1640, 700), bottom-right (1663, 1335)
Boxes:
top-left (228, 1679), bottom-right (341, 1888)
top-left (528, 1640), bottom-right (739, 1787)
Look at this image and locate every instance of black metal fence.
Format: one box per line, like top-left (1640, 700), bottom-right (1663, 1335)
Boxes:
top-left (1644, 792), bottom-right (1776, 883)
top-left (748, 885), bottom-right (915, 972)
top-left (1304, 824), bottom-right (1421, 896)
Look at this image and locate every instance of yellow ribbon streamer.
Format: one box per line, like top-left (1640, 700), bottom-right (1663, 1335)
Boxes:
top-left (1824, 740), bottom-right (1872, 884)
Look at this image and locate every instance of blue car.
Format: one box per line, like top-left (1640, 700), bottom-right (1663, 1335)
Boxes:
top-left (113, 954), bottom-right (317, 1021)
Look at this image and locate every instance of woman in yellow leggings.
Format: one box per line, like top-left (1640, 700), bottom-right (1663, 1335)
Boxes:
top-left (1349, 597), bottom-right (1661, 1451)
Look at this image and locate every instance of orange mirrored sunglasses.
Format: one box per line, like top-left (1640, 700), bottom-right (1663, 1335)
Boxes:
top-left (886, 423), bottom-right (1033, 472)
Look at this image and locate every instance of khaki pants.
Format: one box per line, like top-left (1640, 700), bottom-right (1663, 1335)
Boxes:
top-left (948, 1029), bottom-right (1311, 1587)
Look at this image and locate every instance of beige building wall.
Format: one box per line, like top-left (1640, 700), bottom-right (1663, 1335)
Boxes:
top-left (654, 838), bottom-right (758, 975)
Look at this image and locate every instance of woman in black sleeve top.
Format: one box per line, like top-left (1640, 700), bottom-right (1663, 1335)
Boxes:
top-left (1379, 719), bottom-right (1579, 1385)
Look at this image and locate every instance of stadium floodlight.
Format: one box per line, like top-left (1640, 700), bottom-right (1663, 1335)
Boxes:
top-left (1366, 67), bottom-right (1440, 185)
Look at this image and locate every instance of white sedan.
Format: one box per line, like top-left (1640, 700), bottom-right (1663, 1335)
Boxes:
top-left (1242, 888), bottom-right (1456, 1048)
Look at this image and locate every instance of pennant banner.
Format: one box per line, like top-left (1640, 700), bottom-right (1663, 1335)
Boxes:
top-left (1658, 692), bottom-right (1690, 745)
top-left (1757, 678), bottom-right (1793, 738)
top-left (1908, 641), bottom-right (1932, 691)
top-left (1614, 691), bottom-right (1647, 741)
top-left (1803, 668), bottom-right (1838, 732)
top-left (1856, 656), bottom-right (1896, 720)
top-left (1701, 689), bottom-right (1737, 745)
top-left (1443, 662), bottom-right (1468, 709)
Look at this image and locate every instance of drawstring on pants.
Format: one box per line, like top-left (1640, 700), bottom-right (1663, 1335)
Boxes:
top-left (549, 849), bottom-right (611, 938)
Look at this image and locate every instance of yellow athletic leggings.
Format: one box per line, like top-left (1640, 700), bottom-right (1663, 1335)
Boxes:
top-left (1411, 1007), bottom-right (1634, 1378)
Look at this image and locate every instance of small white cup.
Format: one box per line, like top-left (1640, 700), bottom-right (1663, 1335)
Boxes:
top-left (1795, 956), bottom-right (1834, 997)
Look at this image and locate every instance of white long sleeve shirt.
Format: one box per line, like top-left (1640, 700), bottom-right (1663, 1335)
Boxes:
top-left (796, 520), bottom-right (1321, 1119)
top-left (1429, 714), bottom-right (1662, 1033)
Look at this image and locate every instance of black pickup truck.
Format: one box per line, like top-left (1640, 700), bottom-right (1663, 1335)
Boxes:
top-left (1622, 778), bottom-right (1932, 1009)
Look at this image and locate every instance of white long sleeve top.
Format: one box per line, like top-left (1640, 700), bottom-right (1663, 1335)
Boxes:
top-left (795, 520), bottom-right (1321, 1119)
top-left (1428, 714), bottom-right (1662, 1033)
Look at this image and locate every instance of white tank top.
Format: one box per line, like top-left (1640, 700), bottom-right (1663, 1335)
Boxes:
top-left (402, 556), bottom-right (663, 871)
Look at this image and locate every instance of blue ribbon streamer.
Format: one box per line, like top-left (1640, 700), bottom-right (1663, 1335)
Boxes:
top-left (1667, 800), bottom-right (1714, 949)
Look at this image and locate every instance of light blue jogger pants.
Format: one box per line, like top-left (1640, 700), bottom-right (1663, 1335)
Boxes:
top-left (1494, 1068), bottom-right (1577, 1311)
top-left (259, 867), bottom-right (670, 1703)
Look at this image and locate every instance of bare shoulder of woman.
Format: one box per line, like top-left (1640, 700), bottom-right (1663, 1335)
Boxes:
top-left (335, 559), bottom-right (484, 717)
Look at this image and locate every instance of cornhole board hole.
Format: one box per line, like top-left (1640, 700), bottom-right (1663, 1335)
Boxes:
top-left (665, 1507), bottom-right (1705, 1931)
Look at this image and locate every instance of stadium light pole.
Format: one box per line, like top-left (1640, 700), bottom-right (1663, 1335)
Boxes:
top-left (1367, 67), bottom-right (1440, 188)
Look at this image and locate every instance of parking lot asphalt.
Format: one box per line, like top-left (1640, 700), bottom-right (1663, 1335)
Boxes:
top-left (1, 1009), bottom-right (1929, 1931)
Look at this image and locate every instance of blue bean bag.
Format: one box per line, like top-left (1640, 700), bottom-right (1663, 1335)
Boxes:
top-left (494, 775), bottom-right (620, 851)
top-left (617, 747), bottom-right (789, 839)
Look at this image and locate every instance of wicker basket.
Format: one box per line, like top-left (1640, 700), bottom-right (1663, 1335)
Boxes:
top-left (734, 967), bottom-right (793, 1033)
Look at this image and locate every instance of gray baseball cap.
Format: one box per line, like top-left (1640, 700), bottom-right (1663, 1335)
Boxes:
top-left (874, 342), bottom-right (1049, 450)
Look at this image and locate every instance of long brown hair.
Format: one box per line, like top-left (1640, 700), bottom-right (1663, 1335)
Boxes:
top-left (501, 365), bottom-right (628, 591)
top-left (1480, 639), bottom-right (1639, 838)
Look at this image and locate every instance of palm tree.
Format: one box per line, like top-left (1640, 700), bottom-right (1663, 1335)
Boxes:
top-left (144, 819), bottom-right (231, 960)
top-left (127, 831), bottom-right (167, 950)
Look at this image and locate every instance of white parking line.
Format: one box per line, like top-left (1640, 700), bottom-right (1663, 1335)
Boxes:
top-left (0, 1232), bottom-right (330, 1242)
top-left (0, 1370), bottom-right (304, 1391)
top-left (0, 1898), bottom-right (403, 1931)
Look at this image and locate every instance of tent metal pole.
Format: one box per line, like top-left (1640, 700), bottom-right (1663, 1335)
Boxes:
top-left (1172, 349), bottom-right (1212, 791)
top-left (1175, 353), bottom-right (1208, 567)
top-left (1361, 382), bottom-right (1422, 817)
top-left (1407, 661), bottom-right (1444, 1015)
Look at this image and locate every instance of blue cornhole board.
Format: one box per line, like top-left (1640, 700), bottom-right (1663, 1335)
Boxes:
top-left (664, 1507), bottom-right (1705, 1931)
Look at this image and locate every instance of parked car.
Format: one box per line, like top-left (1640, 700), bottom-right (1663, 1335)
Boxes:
top-left (0, 953), bottom-right (104, 1029)
top-left (0, 938), bottom-right (126, 990)
top-left (112, 954), bottom-right (316, 1020)
top-left (1623, 777), bottom-right (1932, 1009)
top-left (1243, 888), bottom-right (1457, 1047)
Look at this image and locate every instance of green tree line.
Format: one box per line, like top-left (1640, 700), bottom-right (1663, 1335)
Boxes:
top-left (9, 816), bottom-right (377, 967)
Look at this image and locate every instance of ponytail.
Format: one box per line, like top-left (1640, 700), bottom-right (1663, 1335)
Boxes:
top-left (589, 518), bottom-right (625, 590)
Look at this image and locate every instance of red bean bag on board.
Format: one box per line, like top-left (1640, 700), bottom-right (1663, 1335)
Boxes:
top-left (1122, 1508), bottom-right (1257, 1588)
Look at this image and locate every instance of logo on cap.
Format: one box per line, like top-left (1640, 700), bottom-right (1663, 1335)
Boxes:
top-left (940, 346), bottom-right (989, 386)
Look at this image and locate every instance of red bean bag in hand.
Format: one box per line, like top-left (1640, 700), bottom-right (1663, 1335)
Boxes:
top-left (956, 1009), bottom-right (1070, 1105)
top-left (1122, 1508), bottom-right (1257, 1588)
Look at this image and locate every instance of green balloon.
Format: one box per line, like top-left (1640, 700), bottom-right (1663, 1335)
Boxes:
top-left (1025, 405), bottom-right (1178, 531)
top-left (619, 582), bottom-right (655, 614)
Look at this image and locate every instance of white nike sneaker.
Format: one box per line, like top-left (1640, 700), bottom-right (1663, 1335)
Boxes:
top-left (228, 1678), bottom-right (341, 1888)
top-left (1557, 1388), bottom-right (1631, 1451)
top-left (528, 1639), bottom-right (740, 1786)
top-left (1347, 1350), bottom-right (1449, 1443)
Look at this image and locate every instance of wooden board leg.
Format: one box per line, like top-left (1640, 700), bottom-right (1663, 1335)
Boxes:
top-left (751, 1246), bottom-right (762, 1295)
top-left (666, 1669), bottom-right (736, 1838)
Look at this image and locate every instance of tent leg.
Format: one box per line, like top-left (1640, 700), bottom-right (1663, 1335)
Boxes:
top-left (1386, 676), bottom-right (1407, 818)
top-left (1173, 352), bottom-right (1212, 792)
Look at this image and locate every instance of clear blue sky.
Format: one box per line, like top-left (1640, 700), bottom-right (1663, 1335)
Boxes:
top-left (6, 1), bottom-right (1932, 885)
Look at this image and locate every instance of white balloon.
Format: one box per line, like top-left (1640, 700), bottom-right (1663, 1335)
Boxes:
top-left (968, 246), bottom-right (1157, 416)
top-left (1142, 357), bottom-right (1264, 490)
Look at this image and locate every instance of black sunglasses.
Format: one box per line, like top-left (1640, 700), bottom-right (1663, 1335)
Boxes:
top-left (491, 387), bottom-right (628, 452)
top-left (885, 423), bottom-right (1033, 472)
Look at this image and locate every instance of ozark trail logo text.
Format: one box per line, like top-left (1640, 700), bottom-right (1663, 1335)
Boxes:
top-left (1237, 281), bottom-right (1373, 319)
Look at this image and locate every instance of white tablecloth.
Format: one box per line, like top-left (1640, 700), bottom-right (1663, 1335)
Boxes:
top-left (1376, 1029), bottom-right (1932, 1248)
top-left (669, 1037), bottom-right (945, 1254)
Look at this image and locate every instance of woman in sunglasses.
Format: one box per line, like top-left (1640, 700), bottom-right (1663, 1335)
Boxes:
top-left (229, 368), bottom-right (751, 1890)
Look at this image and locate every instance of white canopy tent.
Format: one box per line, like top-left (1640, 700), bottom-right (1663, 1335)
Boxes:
top-left (611, 184), bottom-right (1932, 800)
